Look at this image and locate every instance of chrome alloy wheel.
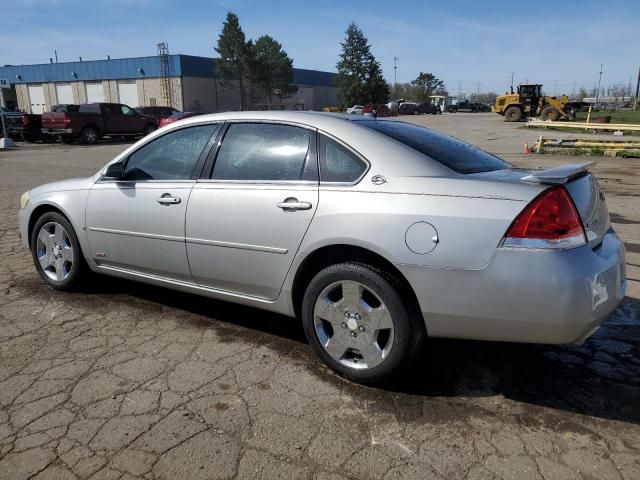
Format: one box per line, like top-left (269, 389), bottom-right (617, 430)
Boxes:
top-left (36, 222), bottom-right (74, 282)
top-left (313, 280), bottom-right (394, 370)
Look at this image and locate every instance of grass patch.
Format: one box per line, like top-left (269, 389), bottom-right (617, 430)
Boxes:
top-left (540, 147), bottom-right (606, 156)
top-left (575, 110), bottom-right (640, 124)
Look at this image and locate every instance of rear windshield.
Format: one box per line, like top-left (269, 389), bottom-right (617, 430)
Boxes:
top-left (358, 120), bottom-right (511, 174)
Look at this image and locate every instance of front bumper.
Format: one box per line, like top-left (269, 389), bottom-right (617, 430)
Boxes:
top-left (398, 227), bottom-right (626, 345)
top-left (19, 207), bottom-right (30, 250)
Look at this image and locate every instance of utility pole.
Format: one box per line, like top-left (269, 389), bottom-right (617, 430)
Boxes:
top-left (553, 80), bottom-right (557, 96)
top-left (596, 63), bottom-right (604, 108)
top-left (393, 57), bottom-right (398, 95)
top-left (634, 66), bottom-right (640, 110)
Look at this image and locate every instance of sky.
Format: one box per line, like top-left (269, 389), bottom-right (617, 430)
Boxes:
top-left (2, 0), bottom-right (639, 96)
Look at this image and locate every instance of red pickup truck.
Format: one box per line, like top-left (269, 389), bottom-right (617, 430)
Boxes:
top-left (41, 103), bottom-right (158, 144)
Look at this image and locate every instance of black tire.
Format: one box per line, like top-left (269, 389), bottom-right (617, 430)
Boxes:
top-left (30, 211), bottom-right (88, 291)
top-left (80, 126), bottom-right (99, 144)
top-left (144, 124), bottom-right (156, 136)
top-left (504, 106), bottom-right (522, 122)
top-left (301, 262), bottom-right (424, 384)
top-left (540, 106), bottom-right (560, 121)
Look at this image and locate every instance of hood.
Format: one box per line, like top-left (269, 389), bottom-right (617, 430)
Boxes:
top-left (29, 177), bottom-right (94, 199)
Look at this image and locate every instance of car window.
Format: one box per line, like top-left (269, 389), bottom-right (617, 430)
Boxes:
top-left (212, 123), bottom-right (311, 181)
top-left (318, 135), bottom-right (367, 183)
top-left (358, 120), bottom-right (511, 174)
top-left (121, 105), bottom-right (135, 116)
top-left (124, 124), bottom-right (219, 181)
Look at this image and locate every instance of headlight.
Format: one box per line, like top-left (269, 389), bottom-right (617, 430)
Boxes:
top-left (20, 191), bottom-right (30, 209)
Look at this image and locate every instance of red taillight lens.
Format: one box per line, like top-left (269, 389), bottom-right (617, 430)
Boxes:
top-left (22, 115), bottom-right (30, 126)
top-left (504, 186), bottom-right (585, 249)
top-left (63, 114), bottom-right (71, 125)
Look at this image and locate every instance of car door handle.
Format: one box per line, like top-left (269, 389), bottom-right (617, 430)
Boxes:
top-left (277, 198), bottom-right (312, 211)
top-left (156, 195), bottom-right (181, 205)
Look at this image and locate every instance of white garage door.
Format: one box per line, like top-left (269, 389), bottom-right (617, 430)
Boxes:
top-left (27, 84), bottom-right (45, 113)
top-left (117, 80), bottom-right (138, 108)
top-left (55, 83), bottom-right (74, 105)
top-left (85, 82), bottom-right (105, 103)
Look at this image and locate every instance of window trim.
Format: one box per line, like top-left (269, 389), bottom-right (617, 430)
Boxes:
top-left (98, 122), bottom-right (222, 184)
top-left (316, 130), bottom-right (370, 186)
top-left (203, 120), bottom-right (319, 185)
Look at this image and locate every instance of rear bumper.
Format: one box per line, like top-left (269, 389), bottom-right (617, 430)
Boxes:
top-left (42, 128), bottom-right (72, 135)
top-left (398, 227), bottom-right (626, 344)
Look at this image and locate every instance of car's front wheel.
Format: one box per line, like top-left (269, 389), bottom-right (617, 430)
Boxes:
top-left (301, 262), bottom-right (423, 384)
top-left (30, 212), bottom-right (88, 291)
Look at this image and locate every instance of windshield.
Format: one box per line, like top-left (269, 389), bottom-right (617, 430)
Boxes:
top-left (357, 120), bottom-right (511, 174)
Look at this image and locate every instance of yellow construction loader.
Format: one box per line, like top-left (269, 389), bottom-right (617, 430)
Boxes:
top-left (493, 84), bottom-right (577, 122)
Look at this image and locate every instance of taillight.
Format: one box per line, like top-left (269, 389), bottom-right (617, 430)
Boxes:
top-left (63, 114), bottom-right (71, 126)
top-left (22, 115), bottom-right (30, 126)
top-left (503, 186), bottom-right (585, 249)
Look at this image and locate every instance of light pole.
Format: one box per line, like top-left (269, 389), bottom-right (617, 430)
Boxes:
top-left (596, 63), bottom-right (604, 108)
top-left (393, 57), bottom-right (398, 95)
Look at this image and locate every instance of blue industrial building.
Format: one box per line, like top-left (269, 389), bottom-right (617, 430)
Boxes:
top-left (0, 54), bottom-right (338, 113)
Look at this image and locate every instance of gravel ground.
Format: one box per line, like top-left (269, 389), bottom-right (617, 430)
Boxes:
top-left (0, 113), bottom-right (639, 480)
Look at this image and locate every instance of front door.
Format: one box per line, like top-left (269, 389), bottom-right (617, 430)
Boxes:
top-left (186, 122), bottom-right (318, 300)
top-left (85, 123), bottom-right (220, 280)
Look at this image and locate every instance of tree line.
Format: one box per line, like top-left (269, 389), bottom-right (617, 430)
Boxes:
top-left (215, 13), bottom-right (447, 110)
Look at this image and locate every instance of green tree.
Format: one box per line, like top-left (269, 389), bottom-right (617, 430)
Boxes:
top-left (252, 35), bottom-right (298, 104)
top-left (336, 23), bottom-right (389, 108)
top-left (411, 72), bottom-right (446, 102)
top-left (215, 12), bottom-right (251, 110)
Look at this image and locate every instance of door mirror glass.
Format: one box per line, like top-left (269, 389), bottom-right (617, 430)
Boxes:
top-left (104, 162), bottom-right (124, 179)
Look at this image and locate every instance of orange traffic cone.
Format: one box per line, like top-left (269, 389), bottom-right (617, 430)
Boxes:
top-left (523, 140), bottom-right (530, 154)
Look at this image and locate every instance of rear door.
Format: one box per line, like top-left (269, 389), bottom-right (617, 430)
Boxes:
top-left (186, 122), bottom-right (318, 300)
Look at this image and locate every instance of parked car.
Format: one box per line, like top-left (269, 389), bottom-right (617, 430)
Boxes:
top-left (134, 106), bottom-right (180, 118)
top-left (447, 101), bottom-right (480, 113)
top-left (397, 102), bottom-right (441, 115)
top-left (18, 112), bottom-right (625, 384)
top-left (362, 104), bottom-right (392, 117)
top-left (41, 103), bottom-right (158, 144)
top-left (346, 105), bottom-right (364, 115)
top-left (1, 107), bottom-right (46, 142)
top-left (159, 111), bottom-right (199, 127)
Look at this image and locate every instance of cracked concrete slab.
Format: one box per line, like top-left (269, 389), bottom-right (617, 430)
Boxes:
top-left (1, 115), bottom-right (639, 479)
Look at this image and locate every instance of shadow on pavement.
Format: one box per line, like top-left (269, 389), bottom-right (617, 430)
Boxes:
top-left (82, 275), bottom-right (640, 425)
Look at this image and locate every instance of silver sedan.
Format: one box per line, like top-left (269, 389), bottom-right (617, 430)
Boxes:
top-left (18, 111), bottom-right (626, 384)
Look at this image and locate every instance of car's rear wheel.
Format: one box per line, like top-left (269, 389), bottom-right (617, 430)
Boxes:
top-left (302, 262), bottom-right (423, 384)
top-left (80, 126), bottom-right (98, 144)
top-left (31, 212), bottom-right (88, 291)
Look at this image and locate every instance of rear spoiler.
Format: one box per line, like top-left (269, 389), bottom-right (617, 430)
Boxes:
top-left (520, 161), bottom-right (597, 185)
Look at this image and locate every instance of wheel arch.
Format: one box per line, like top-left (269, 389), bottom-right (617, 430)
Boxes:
top-left (27, 203), bottom-right (69, 248)
top-left (290, 244), bottom-right (423, 328)
top-left (81, 123), bottom-right (100, 135)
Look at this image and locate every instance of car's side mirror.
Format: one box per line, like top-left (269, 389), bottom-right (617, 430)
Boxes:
top-left (103, 162), bottom-right (124, 180)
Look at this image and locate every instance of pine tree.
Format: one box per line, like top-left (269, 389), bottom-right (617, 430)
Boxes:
top-left (252, 35), bottom-right (298, 104)
top-left (336, 23), bottom-right (389, 108)
top-left (215, 12), bottom-right (251, 110)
